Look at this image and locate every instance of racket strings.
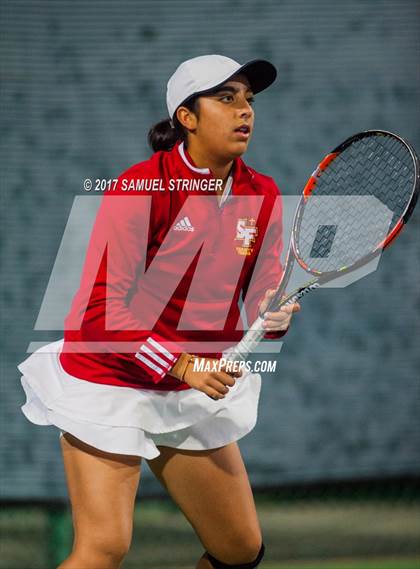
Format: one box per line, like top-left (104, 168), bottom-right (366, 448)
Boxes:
top-left (296, 134), bottom-right (415, 273)
top-left (297, 197), bottom-right (387, 272)
top-left (322, 136), bottom-right (413, 222)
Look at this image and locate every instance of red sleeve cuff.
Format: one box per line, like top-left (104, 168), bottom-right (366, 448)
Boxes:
top-left (134, 334), bottom-right (181, 383)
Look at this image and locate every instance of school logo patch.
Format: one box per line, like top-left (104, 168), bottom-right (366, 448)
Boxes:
top-left (235, 217), bottom-right (258, 256)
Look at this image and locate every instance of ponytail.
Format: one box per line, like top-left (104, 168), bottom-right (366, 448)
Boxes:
top-left (147, 95), bottom-right (200, 152)
top-left (147, 119), bottom-right (181, 152)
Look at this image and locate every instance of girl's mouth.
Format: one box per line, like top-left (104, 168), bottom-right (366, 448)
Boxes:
top-left (234, 124), bottom-right (251, 139)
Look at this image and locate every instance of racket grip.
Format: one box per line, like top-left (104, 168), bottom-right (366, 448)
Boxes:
top-left (222, 316), bottom-right (266, 362)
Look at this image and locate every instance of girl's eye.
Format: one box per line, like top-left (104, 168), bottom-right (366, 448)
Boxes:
top-left (218, 94), bottom-right (255, 105)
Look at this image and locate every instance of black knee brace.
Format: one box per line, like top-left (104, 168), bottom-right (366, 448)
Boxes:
top-left (204, 542), bottom-right (265, 569)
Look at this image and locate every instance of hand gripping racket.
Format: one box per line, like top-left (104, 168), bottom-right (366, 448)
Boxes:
top-left (224, 130), bottom-right (419, 362)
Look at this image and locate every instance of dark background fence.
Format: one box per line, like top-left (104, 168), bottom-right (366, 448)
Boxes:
top-left (1, 0), bottom-right (419, 519)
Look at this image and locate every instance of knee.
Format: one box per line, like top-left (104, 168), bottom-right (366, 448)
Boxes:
top-left (73, 531), bottom-right (132, 568)
top-left (235, 536), bottom-right (263, 564)
top-left (206, 534), bottom-right (264, 567)
top-left (95, 536), bottom-right (131, 563)
top-left (230, 530), bottom-right (263, 563)
top-left (92, 535), bottom-right (131, 567)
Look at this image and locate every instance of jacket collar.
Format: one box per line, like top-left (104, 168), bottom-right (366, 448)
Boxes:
top-left (173, 141), bottom-right (255, 192)
top-left (177, 142), bottom-right (211, 175)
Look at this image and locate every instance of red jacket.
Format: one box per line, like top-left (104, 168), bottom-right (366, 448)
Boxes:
top-left (60, 142), bottom-right (285, 390)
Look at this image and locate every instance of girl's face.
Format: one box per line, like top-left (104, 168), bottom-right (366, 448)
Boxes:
top-left (178, 74), bottom-right (255, 162)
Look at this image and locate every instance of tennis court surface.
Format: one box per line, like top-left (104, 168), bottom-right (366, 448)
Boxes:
top-left (2, 497), bottom-right (419, 568)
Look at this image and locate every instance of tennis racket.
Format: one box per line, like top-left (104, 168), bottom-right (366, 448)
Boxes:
top-left (224, 130), bottom-right (419, 362)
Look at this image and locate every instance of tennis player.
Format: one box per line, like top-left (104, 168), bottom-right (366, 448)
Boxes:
top-left (18, 55), bottom-right (300, 569)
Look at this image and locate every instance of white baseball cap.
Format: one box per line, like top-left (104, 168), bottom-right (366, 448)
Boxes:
top-left (166, 54), bottom-right (277, 119)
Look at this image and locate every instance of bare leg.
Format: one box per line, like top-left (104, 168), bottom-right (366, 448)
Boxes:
top-left (58, 433), bottom-right (141, 569)
top-left (147, 442), bottom-right (262, 568)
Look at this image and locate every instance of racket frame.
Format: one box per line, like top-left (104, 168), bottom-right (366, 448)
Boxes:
top-left (224, 130), bottom-right (419, 361)
top-left (269, 130), bottom-right (420, 311)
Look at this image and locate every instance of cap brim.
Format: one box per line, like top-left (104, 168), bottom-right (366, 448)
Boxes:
top-left (233, 59), bottom-right (277, 95)
top-left (178, 59), bottom-right (277, 113)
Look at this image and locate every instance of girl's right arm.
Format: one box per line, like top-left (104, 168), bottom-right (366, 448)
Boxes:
top-left (170, 353), bottom-right (241, 399)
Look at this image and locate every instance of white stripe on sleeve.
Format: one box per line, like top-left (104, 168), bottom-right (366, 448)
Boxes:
top-left (135, 353), bottom-right (165, 376)
top-left (147, 337), bottom-right (176, 361)
top-left (140, 344), bottom-right (171, 369)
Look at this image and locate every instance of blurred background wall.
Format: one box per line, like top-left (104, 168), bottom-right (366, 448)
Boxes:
top-left (1, 0), bottom-right (419, 503)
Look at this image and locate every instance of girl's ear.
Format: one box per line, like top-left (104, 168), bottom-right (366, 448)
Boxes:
top-left (176, 105), bottom-right (198, 132)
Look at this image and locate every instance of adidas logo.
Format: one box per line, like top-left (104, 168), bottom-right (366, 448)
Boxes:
top-left (174, 216), bottom-right (195, 232)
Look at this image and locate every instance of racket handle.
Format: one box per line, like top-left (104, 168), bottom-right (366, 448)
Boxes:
top-left (271, 281), bottom-right (321, 310)
top-left (222, 316), bottom-right (265, 362)
top-left (224, 281), bottom-right (323, 361)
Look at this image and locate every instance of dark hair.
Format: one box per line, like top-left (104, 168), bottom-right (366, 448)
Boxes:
top-left (148, 96), bottom-right (200, 152)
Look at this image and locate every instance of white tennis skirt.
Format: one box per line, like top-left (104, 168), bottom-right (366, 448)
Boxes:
top-left (17, 340), bottom-right (261, 460)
